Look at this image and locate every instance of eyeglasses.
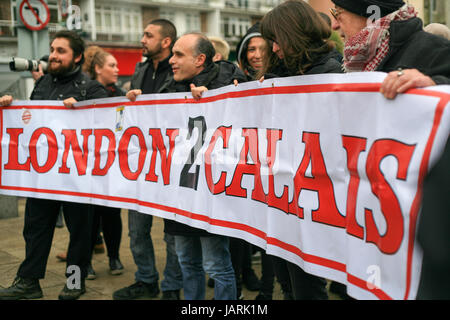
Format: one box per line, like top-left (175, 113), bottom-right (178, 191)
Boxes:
top-left (329, 7), bottom-right (343, 20)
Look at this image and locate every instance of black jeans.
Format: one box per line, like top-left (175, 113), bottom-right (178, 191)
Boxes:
top-left (89, 205), bottom-right (122, 260)
top-left (272, 256), bottom-right (328, 300)
top-left (17, 198), bottom-right (94, 280)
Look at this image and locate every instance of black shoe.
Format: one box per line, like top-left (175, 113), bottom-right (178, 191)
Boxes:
top-left (113, 281), bottom-right (159, 300)
top-left (58, 282), bottom-right (86, 300)
top-left (87, 263), bottom-right (97, 280)
top-left (329, 281), bottom-right (354, 300)
top-left (109, 259), bottom-right (124, 275)
top-left (243, 270), bottom-right (260, 291)
top-left (161, 290), bottom-right (180, 300)
top-left (0, 276), bottom-right (43, 300)
top-left (282, 291), bottom-right (294, 300)
top-left (207, 277), bottom-right (214, 288)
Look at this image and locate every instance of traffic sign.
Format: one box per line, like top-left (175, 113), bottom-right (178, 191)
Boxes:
top-left (19, 0), bottom-right (50, 31)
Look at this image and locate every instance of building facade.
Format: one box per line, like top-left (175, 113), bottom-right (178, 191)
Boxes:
top-left (1, 0), bottom-right (448, 97)
top-left (0, 0), bottom-right (281, 78)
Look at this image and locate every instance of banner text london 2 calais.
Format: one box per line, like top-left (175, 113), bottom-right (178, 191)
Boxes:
top-left (1, 73), bottom-right (449, 300)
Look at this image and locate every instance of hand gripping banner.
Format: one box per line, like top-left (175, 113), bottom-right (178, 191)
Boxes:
top-left (1, 73), bottom-right (449, 299)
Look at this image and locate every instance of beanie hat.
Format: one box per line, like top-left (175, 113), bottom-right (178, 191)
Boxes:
top-left (331, 0), bottom-right (405, 18)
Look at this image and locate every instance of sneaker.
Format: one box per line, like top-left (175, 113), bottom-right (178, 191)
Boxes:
top-left (109, 259), bottom-right (124, 275)
top-left (161, 290), bottom-right (180, 300)
top-left (113, 281), bottom-right (159, 300)
top-left (58, 282), bottom-right (86, 300)
top-left (0, 277), bottom-right (43, 300)
top-left (87, 263), bottom-right (97, 280)
top-left (242, 269), bottom-right (260, 291)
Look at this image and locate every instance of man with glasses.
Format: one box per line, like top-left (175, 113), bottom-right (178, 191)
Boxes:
top-left (330, 0), bottom-right (450, 99)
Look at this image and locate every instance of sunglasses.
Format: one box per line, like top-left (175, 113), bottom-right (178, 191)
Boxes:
top-left (329, 7), bottom-right (343, 20)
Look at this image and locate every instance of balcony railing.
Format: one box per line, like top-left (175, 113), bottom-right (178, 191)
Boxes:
top-left (224, 0), bottom-right (281, 11)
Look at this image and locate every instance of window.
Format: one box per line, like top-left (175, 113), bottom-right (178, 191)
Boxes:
top-left (94, 4), bottom-right (142, 42)
top-left (431, 0), bottom-right (437, 13)
top-left (160, 11), bottom-right (175, 25)
top-left (221, 16), bottom-right (250, 38)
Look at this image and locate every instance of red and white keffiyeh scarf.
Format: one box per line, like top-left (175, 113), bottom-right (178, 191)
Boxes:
top-left (343, 4), bottom-right (417, 72)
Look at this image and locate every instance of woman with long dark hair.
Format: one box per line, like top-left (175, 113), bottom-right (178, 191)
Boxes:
top-left (259, 0), bottom-right (342, 79)
top-left (258, 0), bottom-right (344, 300)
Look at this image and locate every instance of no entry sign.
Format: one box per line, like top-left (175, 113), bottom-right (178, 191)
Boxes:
top-left (19, 0), bottom-right (50, 31)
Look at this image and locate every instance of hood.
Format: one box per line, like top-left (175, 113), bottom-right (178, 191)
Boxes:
top-left (235, 23), bottom-right (262, 67)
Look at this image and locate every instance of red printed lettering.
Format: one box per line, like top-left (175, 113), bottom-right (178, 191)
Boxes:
top-left (266, 129), bottom-right (289, 213)
top-left (29, 127), bottom-right (58, 173)
top-left (118, 127), bottom-right (147, 180)
top-left (58, 129), bottom-right (92, 175)
top-left (92, 129), bottom-right (116, 176)
top-left (145, 128), bottom-right (179, 185)
top-left (364, 139), bottom-right (415, 254)
top-left (4, 128), bottom-right (31, 171)
top-left (226, 128), bottom-right (266, 202)
top-left (289, 132), bottom-right (345, 227)
top-left (204, 126), bottom-right (232, 194)
top-left (342, 135), bottom-right (367, 239)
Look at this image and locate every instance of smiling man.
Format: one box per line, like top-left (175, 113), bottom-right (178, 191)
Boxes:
top-left (160, 33), bottom-right (246, 300)
top-left (161, 33), bottom-right (246, 98)
top-left (0, 30), bottom-right (107, 301)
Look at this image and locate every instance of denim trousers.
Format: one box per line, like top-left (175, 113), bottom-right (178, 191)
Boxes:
top-left (174, 235), bottom-right (236, 300)
top-left (128, 210), bottom-right (182, 291)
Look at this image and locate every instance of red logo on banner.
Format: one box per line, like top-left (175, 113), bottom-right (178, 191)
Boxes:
top-left (22, 110), bottom-right (32, 124)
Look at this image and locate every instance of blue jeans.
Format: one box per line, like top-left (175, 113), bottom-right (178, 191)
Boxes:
top-left (174, 235), bottom-right (236, 300)
top-left (128, 210), bottom-right (182, 291)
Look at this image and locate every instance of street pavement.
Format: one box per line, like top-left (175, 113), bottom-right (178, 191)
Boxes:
top-left (0, 198), bottom-right (340, 300)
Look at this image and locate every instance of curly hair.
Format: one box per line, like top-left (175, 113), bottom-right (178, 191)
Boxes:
top-left (260, 0), bottom-right (334, 76)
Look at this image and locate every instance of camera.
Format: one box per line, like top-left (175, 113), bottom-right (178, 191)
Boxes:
top-left (9, 57), bottom-right (48, 72)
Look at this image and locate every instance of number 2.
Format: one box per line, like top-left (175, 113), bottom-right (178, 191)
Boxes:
top-left (179, 116), bottom-right (207, 190)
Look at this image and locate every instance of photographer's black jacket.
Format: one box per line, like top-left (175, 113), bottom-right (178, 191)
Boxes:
top-left (30, 66), bottom-right (107, 101)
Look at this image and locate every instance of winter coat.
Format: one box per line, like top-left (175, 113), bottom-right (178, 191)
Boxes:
top-left (376, 17), bottom-right (450, 84)
top-left (416, 137), bottom-right (450, 299)
top-left (160, 60), bottom-right (247, 93)
top-left (130, 55), bottom-right (173, 93)
top-left (31, 66), bottom-right (107, 101)
top-left (105, 83), bottom-right (126, 97)
top-left (265, 49), bottom-right (343, 79)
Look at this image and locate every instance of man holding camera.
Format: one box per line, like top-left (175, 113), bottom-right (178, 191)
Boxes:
top-left (0, 30), bottom-right (107, 300)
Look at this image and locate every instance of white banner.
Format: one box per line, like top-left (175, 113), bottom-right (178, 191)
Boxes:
top-left (1, 73), bottom-right (449, 300)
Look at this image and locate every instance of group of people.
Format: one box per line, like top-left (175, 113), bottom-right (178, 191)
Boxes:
top-left (0, 0), bottom-right (449, 300)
